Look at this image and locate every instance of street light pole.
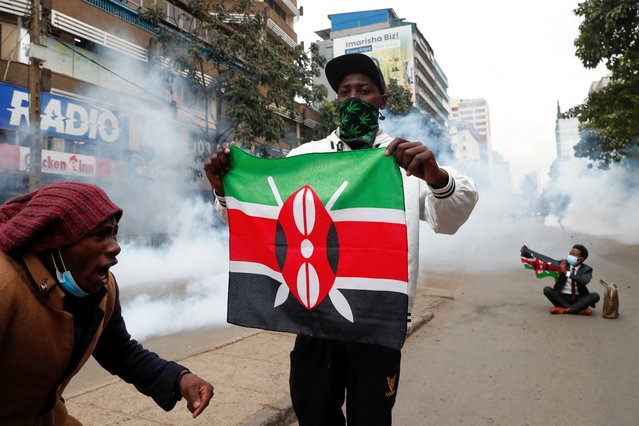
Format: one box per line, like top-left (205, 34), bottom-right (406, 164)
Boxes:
top-left (28, 0), bottom-right (42, 191)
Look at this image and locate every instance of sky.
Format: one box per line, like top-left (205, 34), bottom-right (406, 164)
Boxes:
top-left (294, 0), bottom-right (609, 187)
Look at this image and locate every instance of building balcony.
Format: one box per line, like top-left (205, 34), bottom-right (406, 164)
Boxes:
top-left (263, 0), bottom-right (300, 18)
top-left (0, 0), bottom-right (30, 16)
top-left (253, 3), bottom-right (297, 46)
top-left (83, 0), bottom-right (155, 32)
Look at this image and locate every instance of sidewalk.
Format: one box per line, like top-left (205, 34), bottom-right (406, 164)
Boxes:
top-left (65, 286), bottom-right (449, 425)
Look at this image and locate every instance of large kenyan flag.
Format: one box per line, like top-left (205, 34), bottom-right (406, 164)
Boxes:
top-left (520, 245), bottom-right (562, 282)
top-left (223, 145), bottom-right (408, 350)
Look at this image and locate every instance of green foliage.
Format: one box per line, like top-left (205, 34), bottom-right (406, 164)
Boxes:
top-left (314, 101), bottom-right (339, 139)
top-left (141, 0), bottom-right (326, 152)
top-left (385, 78), bottom-right (414, 116)
top-left (569, 0), bottom-right (639, 166)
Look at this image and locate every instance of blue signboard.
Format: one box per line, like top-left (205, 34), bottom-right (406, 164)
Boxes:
top-left (0, 82), bottom-right (128, 144)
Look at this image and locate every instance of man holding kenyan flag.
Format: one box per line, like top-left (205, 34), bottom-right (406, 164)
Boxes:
top-left (521, 244), bottom-right (599, 315)
top-left (204, 53), bottom-right (478, 425)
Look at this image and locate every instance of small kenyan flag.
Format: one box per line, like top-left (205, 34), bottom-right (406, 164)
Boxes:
top-left (222, 146), bottom-right (409, 350)
top-left (520, 245), bottom-right (562, 282)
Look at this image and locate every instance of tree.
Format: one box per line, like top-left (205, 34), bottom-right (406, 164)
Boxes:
top-left (385, 78), bottom-right (414, 116)
top-left (142, 0), bottom-right (326, 154)
top-left (568, 0), bottom-right (639, 166)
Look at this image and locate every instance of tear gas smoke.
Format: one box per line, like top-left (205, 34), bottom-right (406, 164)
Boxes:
top-left (541, 157), bottom-right (639, 245)
top-left (380, 112), bottom-right (639, 275)
top-left (112, 198), bottom-right (229, 341)
top-left (27, 45), bottom-right (237, 342)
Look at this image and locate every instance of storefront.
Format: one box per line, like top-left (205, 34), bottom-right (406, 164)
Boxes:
top-left (0, 81), bottom-right (130, 201)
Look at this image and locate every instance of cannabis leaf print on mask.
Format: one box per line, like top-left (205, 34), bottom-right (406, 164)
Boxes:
top-left (337, 97), bottom-right (380, 149)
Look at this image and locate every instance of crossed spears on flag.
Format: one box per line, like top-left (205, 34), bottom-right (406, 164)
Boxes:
top-left (266, 176), bottom-right (357, 323)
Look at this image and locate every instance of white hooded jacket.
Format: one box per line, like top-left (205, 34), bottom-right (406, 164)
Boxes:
top-left (214, 128), bottom-right (479, 327)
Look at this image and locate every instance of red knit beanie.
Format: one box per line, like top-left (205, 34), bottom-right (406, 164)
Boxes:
top-left (0, 182), bottom-right (123, 253)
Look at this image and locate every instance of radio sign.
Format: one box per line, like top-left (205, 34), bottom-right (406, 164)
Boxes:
top-left (0, 82), bottom-right (127, 144)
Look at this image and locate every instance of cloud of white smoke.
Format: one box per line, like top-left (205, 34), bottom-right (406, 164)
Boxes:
top-left (380, 112), bottom-right (639, 274)
top-left (111, 185), bottom-right (230, 341)
top-left (542, 157), bottom-right (639, 245)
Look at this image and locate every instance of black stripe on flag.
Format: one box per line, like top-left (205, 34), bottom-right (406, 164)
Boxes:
top-left (227, 273), bottom-right (408, 350)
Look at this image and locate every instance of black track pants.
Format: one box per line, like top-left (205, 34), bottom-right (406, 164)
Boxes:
top-left (290, 335), bottom-right (401, 426)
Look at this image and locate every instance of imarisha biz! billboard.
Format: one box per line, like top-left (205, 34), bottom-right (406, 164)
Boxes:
top-left (333, 25), bottom-right (415, 100)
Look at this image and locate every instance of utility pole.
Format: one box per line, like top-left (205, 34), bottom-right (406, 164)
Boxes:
top-left (28, 0), bottom-right (42, 191)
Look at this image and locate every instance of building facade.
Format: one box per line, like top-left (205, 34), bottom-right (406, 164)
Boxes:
top-left (313, 8), bottom-right (450, 125)
top-left (0, 0), bottom-right (316, 209)
top-left (555, 101), bottom-right (581, 160)
top-left (449, 120), bottom-right (481, 163)
top-left (449, 98), bottom-right (492, 164)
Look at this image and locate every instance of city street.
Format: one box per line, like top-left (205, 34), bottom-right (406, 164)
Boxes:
top-left (395, 236), bottom-right (638, 425)
top-left (66, 227), bottom-right (638, 425)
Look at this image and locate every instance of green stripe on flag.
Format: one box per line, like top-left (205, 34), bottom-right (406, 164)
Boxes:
top-left (223, 145), bottom-right (404, 211)
top-left (523, 264), bottom-right (559, 281)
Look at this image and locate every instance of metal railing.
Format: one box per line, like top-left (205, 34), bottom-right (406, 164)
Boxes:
top-left (84, 0), bottom-right (155, 32)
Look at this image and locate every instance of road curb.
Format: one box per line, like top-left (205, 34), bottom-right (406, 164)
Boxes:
top-left (248, 309), bottom-right (437, 426)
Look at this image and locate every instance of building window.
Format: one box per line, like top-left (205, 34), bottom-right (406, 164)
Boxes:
top-left (266, 0), bottom-right (287, 20)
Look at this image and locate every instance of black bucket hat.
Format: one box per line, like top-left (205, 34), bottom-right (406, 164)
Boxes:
top-left (325, 53), bottom-right (386, 94)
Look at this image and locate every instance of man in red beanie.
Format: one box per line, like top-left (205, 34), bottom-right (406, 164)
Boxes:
top-left (0, 182), bottom-right (214, 425)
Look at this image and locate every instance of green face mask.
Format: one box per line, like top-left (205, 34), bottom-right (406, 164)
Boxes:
top-left (337, 97), bottom-right (380, 149)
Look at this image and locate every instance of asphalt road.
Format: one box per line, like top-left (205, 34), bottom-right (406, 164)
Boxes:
top-left (394, 236), bottom-right (638, 425)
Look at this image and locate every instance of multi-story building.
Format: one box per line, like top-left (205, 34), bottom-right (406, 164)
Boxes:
top-left (555, 77), bottom-right (612, 161)
top-left (555, 101), bottom-right (580, 160)
top-left (589, 76), bottom-right (610, 93)
top-left (0, 0), bottom-right (316, 209)
top-left (449, 120), bottom-right (481, 163)
top-left (449, 98), bottom-right (492, 164)
top-left (313, 8), bottom-right (450, 126)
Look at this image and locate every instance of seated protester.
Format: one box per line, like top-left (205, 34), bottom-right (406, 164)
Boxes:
top-left (0, 182), bottom-right (214, 425)
top-left (543, 244), bottom-right (599, 315)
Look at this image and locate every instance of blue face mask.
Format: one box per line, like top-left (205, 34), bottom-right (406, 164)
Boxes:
top-left (566, 255), bottom-right (580, 267)
top-left (52, 251), bottom-right (89, 298)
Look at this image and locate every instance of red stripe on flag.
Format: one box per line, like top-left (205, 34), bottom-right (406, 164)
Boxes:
top-left (521, 257), bottom-right (534, 267)
top-left (335, 222), bottom-right (407, 282)
top-left (229, 211), bottom-right (407, 282)
top-left (228, 210), bottom-right (280, 271)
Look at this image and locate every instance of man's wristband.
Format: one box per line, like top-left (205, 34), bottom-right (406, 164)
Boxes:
top-left (213, 189), bottom-right (227, 207)
top-left (177, 369), bottom-right (192, 388)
